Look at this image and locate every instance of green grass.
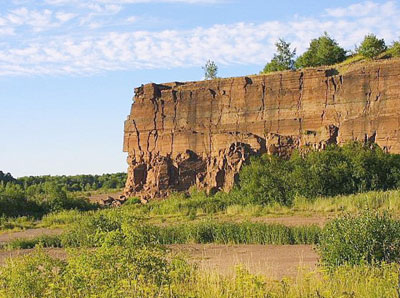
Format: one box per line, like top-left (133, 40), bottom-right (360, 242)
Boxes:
top-left (155, 221), bottom-right (320, 245)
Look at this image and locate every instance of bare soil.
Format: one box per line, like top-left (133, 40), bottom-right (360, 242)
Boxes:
top-left (0, 248), bottom-right (67, 265)
top-left (250, 215), bottom-right (330, 227)
top-left (88, 191), bottom-right (122, 204)
top-left (0, 244), bottom-right (318, 278)
top-left (168, 244), bottom-right (318, 278)
top-left (0, 228), bottom-right (63, 244)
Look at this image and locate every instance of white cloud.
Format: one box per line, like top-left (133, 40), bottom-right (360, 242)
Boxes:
top-left (55, 12), bottom-right (76, 22)
top-left (1, 1), bottom-right (400, 76)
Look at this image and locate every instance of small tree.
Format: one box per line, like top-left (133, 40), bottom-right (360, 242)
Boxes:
top-left (296, 32), bottom-right (347, 68)
top-left (202, 60), bottom-right (218, 80)
top-left (388, 41), bottom-right (400, 57)
top-left (262, 38), bottom-right (296, 74)
top-left (357, 34), bottom-right (386, 59)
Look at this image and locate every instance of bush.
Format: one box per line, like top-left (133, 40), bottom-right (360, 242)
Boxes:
top-left (237, 142), bottom-right (400, 205)
top-left (319, 211), bottom-right (400, 267)
top-left (357, 34), bottom-right (387, 59)
top-left (296, 32), bottom-right (347, 68)
top-left (237, 154), bottom-right (293, 205)
top-left (388, 41), bottom-right (400, 57)
top-left (0, 245), bottom-right (191, 298)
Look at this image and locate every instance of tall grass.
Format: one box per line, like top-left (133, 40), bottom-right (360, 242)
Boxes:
top-left (292, 190), bottom-right (400, 213)
top-left (156, 221), bottom-right (320, 245)
top-left (126, 189), bottom-right (400, 222)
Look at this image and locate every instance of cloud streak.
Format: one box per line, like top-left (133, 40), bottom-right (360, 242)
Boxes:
top-left (1, 1), bottom-right (400, 76)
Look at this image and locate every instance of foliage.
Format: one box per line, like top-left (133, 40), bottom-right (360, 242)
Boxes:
top-left (262, 38), bottom-right (296, 73)
top-left (357, 34), bottom-right (387, 59)
top-left (295, 32), bottom-right (347, 68)
top-left (16, 172), bottom-right (127, 192)
top-left (0, 172), bottom-right (16, 185)
top-left (0, 248), bottom-right (398, 297)
top-left (237, 142), bottom-right (400, 205)
top-left (0, 179), bottom-right (98, 218)
top-left (202, 59), bottom-right (218, 79)
top-left (0, 246), bottom-right (191, 298)
top-left (388, 41), bottom-right (400, 57)
top-left (319, 211), bottom-right (400, 267)
top-left (237, 154), bottom-right (293, 205)
top-left (155, 221), bottom-right (320, 245)
top-left (1, 235), bottom-right (62, 250)
top-left (0, 183), bottom-right (44, 217)
top-left (55, 211), bottom-right (321, 248)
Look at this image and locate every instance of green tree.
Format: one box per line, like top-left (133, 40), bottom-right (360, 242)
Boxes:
top-left (357, 34), bottom-right (386, 59)
top-left (296, 33), bottom-right (347, 68)
top-left (388, 41), bottom-right (400, 57)
top-left (202, 60), bottom-right (218, 80)
top-left (262, 38), bottom-right (296, 73)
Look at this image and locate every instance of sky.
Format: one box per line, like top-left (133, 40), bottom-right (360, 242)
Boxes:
top-left (1, 0), bottom-right (400, 177)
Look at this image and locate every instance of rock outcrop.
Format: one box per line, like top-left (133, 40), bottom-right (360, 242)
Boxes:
top-left (123, 59), bottom-right (400, 199)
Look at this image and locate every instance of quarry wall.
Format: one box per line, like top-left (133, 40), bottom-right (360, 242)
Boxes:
top-left (123, 59), bottom-right (400, 199)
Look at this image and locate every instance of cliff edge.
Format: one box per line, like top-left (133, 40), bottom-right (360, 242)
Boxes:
top-left (123, 59), bottom-right (400, 200)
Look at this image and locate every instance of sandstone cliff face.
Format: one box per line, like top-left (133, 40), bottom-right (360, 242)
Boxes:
top-left (123, 59), bottom-right (400, 200)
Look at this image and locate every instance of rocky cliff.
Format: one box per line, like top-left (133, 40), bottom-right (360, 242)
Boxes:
top-left (123, 59), bottom-right (400, 200)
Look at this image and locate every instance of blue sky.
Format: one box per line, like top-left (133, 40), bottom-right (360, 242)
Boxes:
top-left (1, 0), bottom-right (400, 177)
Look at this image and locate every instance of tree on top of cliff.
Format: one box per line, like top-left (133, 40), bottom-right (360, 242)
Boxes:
top-left (357, 34), bottom-right (387, 59)
top-left (202, 60), bottom-right (218, 80)
top-left (388, 41), bottom-right (400, 57)
top-left (295, 33), bottom-right (347, 68)
top-left (261, 38), bottom-right (296, 74)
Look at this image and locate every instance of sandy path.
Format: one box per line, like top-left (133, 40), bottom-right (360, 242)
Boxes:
top-left (0, 228), bottom-right (63, 244)
top-left (88, 191), bottom-right (122, 203)
top-left (0, 248), bottom-right (67, 265)
top-left (169, 244), bottom-right (318, 278)
top-left (250, 215), bottom-right (330, 227)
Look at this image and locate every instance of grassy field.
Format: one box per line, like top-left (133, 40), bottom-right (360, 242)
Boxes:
top-left (1, 189), bottom-right (400, 297)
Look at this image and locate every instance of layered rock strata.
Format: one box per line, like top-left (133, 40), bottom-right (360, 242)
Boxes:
top-left (123, 59), bottom-right (400, 199)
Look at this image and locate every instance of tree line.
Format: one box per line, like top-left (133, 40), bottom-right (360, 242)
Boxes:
top-left (261, 33), bottom-right (400, 74)
top-left (0, 171), bottom-right (127, 217)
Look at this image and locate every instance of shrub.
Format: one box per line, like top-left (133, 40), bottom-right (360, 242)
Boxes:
top-left (0, 249), bottom-right (66, 298)
top-left (0, 245), bottom-right (192, 298)
top-left (296, 32), bottom-right (346, 68)
top-left (388, 41), bottom-right (400, 57)
top-left (237, 154), bottom-right (293, 205)
top-left (357, 34), bottom-right (387, 59)
top-left (237, 142), bottom-right (400, 205)
top-left (318, 211), bottom-right (400, 267)
top-left (2, 235), bottom-right (62, 250)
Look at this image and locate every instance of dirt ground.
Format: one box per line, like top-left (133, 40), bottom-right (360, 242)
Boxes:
top-left (0, 248), bottom-right (67, 265)
top-left (169, 244), bottom-right (318, 278)
top-left (88, 191), bottom-right (122, 204)
top-left (250, 215), bottom-right (330, 227)
top-left (0, 244), bottom-right (318, 278)
top-left (0, 228), bottom-right (63, 244)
